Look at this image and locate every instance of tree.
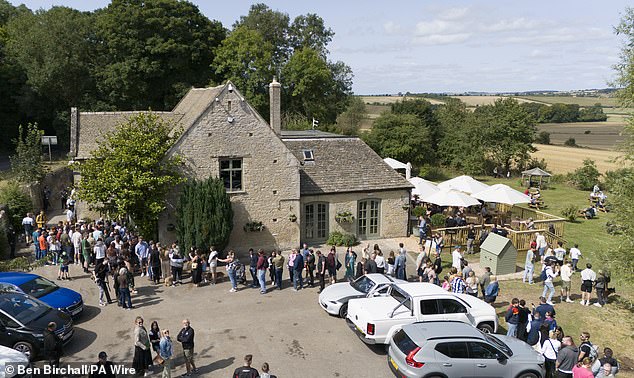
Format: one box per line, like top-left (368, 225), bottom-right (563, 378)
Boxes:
top-left (607, 7), bottom-right (634, 276)
top-left (536, 131), bottom-right (551, 144)
top-left (336, 97), bottom-right (366, 135)
top-left (567, 159), bottom-right (600, 190)
top-left (391, 99), bottom-right (440, 162)
top-left (213, 25), bottom-right (275, 118)
top-left (76, 113), bottom-right (184, 237)
top-left (289, 13), bottom-right (334, 56)
top-left (95, 0), bottom-right (226, 110)
top-left (362, 113), bottom-right (433, 166)
top-left (10, 123), bottom-right (44, 184)
top-left (177, 177), bottom-right (233, 253)
top-left (0, 181), bottom-right (33, 232)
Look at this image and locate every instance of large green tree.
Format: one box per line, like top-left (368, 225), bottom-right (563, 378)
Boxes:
top-left (76, 113), bottom-right (184, 237)
top-left (177, 177), bottom-right (233, 253)
top-left (95, 0), bottom-right (226, 110)
top-left (336, 96), bottom-right (367, 136)
top-left (609, 7), bottom-right (634, 277)
top-left (10, 123), bottom-right (44, 185)
top-left (213, 25), bottom-right (275, 118)
top-left (362, 113), bottom-right (433, 166)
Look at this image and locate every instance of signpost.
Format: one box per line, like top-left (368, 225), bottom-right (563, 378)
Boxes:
top-left (41, 136), bottom-right (58, 162)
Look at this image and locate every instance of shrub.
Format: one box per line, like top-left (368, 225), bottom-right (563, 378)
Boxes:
top-left (584, 130), bottom-right (591, 134)
top-left (412, 206), bottom-right (426, 218)
top-left (326, 231), bottom-right (359, 246)
top-left (564, 137), bottom-right (578, 147)
top-left (535, 131), bottom-right (551, 144)
top-left (0, 181), bottom-right (33, 232)
top-left (560, 204), bottom-right (579, 222)
top-left (430, 213), bottom-right (445, 227)
top-left (602, 168), bottom-right (634, 192)
top-left (567, 159), bottom-right (600, 190)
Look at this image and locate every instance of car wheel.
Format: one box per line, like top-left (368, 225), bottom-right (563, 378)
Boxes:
top-left (13, 341), bottom-right (33, 360)
top-left (517, 373), bottom-right (538, 378)
top-left (339, 303), bottom-right (348, 318)
top-left (477, 323), bottom-right (494, 333)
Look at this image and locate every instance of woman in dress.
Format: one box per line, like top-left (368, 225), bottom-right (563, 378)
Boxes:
top-left (132, 316), bottom-right (152, 376)
top-left (189, 250), bottom-right (203, 287)
top-left (386, 251), bottom-right (395, 276)
top-left (148, 321), bottom-right (161, 357)
top-left (345, 249), bottom-right (356, 281)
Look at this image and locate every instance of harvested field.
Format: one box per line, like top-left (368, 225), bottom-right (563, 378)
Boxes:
top-left (517, 95), bottom-right (619, 107)
top-left (451, 95), bottom-right (538, 106)
top-left (359, 95), bottom-right (445, 105)
top-left (531, 143), bottom-right (622, 173)
top-left (536, 121), bottom-right (625, 149)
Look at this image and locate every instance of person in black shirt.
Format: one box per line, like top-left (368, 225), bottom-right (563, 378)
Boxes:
top-left (43, 322), bottom-right (62, 376)
top-left (177, 319), bottom-right (197, 375)
top-left (89, 351), bottom-right (116, 378)
top-left (233, 354), bottom-right (259, 378)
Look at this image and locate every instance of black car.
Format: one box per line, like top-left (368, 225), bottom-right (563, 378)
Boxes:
top-left (0, 291), bottom-right (74, 360)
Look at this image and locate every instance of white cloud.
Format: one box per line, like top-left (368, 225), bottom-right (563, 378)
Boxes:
top-left (413, 33), bottom-right (472, 45)
top-left (438, 7), bottom-right (469, 21)
top-left (383, 21), bottom-right (402, 35)
top-left (480, 17), bottom-right (541, 32)
top-left (415, 19), bottom-right (465, 36)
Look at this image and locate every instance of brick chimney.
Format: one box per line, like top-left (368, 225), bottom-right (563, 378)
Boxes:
top-left (269, 77), bottom-right (281, 134)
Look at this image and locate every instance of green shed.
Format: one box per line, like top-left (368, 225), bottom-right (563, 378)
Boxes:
top-left (479, 233), bottom-right (518, 275)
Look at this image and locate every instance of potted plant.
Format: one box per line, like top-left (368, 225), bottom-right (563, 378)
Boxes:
top-left (288, 213), bottom-right (297, 222)
top-left (335, 211), bottom-right (354, 223)
top-left (243, 221), bottom-right (264, 232)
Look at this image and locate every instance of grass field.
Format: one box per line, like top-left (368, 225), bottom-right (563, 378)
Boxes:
top-left (536, 121), bottom-right (626, 150)
top-left (517, 95), bottom-right (620, 107)
top-left (450, 95), bottom-right (538, 106)
top-left (359, 95), bottom-right (445, 105)
top-left (531, 144), bottom-right (622, 173)
top-left (466, 177), bottom-right (634, 374)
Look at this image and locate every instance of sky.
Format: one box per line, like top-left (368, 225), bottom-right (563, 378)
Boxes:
top-left (8, 0), bottom-right (632, 94)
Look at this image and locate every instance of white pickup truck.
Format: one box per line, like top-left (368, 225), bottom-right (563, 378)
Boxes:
top-left (346, 282), bottom-right (498, 345)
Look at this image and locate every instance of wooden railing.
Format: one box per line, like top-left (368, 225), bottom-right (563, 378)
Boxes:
top-left (430, 206), bottom-right (566, 252)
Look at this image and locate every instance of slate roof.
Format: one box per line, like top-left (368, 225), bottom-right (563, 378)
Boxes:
top-left (282, 137), bottom-right (413, 195)
top-left (74, 85), bottom-right (225, 159)
top-left (75, 111), bottom-right (182, 159)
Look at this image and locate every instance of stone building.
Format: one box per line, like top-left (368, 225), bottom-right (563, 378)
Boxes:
top-left (69, 81), bottom-right (412, 253)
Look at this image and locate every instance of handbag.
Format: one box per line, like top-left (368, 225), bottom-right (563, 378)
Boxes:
top-left (336, 259), bottom-right (342, 270)
top-left (153, 355), bottom-right (165, 365)
top-left (191, 262), bottom-right (198, 269)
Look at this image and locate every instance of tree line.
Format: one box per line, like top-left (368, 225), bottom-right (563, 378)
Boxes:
top-left (520, 102), bottom-right (607, 123)
top-left (0, 1), bottom-right (354, 152)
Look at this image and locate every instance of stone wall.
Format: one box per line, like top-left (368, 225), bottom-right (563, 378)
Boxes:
top-left (28, 166), bottom-right (74, 213)
top-left (159, 86), bottom-right (301, 257)
top-left (300, 189), bottom-right (410, 243)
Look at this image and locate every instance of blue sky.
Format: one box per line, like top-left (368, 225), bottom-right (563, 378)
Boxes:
top-left (8, 0), bottom-right (631, 94)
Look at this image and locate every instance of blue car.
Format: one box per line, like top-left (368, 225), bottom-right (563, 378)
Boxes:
top-left (0, 272), bottom-right (83, 318)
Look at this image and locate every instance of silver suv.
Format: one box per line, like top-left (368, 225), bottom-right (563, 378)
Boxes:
top-left (388, 321), bottom-right (544, 378)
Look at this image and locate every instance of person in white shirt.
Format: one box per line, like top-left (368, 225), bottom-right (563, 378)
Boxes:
top-left (541, 330), bottom-right (561, 376)
top-left (374, 251), bottom-right (386, 274)
top-left (207, 246), bottom-right (219, 285)
top-left (415, 250), bottom-right (426, 282)
top-left (569, 244), bottom-right (582, 271)
top-left (451, 246), bottom-right (463, 273)
top-left (541, 262), bottom-right (557, 304)
top-left (523, 248), bottom-right (535, 284)
top-left (553, 242), bottom-right (566, 266)
top-left (580, 263), bottom-right (597, 306)
top-left (22, 213), bottom-right (35, 244)
top-left (71, 228), bottom-right (82, 266)
top-left (559, 261), bottom-right (574, 303)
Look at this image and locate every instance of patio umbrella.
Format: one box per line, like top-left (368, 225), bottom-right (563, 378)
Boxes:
top-left (408, 177), bottom-right (439, 200)
top-left (471, 184), bottom-right (531, 205)
top-left (437, 175), bottom-right (490, 194)
top-left (424, 189), bottom-right (481, 207)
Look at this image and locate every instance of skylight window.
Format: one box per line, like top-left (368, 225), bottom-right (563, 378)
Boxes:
top-left (302, 149), bottom-right (314, 161)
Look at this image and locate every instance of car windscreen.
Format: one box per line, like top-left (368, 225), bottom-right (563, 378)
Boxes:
top-left (0, 295), bottom-right (50, 324)
top-left (350, 276), bottom-right (376, 294)
top-left (484, 333), bottom-right (514, 357)
top-left (390, 287), bottom-right (412, 312)
top-left (18, 277), bottom-right (59, 299)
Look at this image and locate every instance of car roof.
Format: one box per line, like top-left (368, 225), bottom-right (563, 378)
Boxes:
top-left (395, 282), bottom-right (449, 296)
top-left (0, 272), bottom-right (38, 286)
top-left (402, 321), bottom-right (485, 342)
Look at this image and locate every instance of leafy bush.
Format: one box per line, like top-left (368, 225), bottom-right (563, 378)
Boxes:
top-left (584, 130), bottom-right (591, 134)
top-left (535, 131), bottom-right (550, 144)
top-left (564, 137), bottom-right (578, 147)
top-left (550, 174), bottom-right (567, 184)
top-left (602, 168), bottom-right (634, 192)
top-left (606, 221), bottom-right (624, 235)
top-left (567, 159), bottom-right (600, 190)
top-left (0, 181), bottom-right (33, 232)
top-left (560, 204), bottom-right (579, 222)
top-left (430, 213), bottom-right (445, 227)
top-left (326, 231), bottom-right (359, 246)
top-left (412, 206), bottom-right (426, 218)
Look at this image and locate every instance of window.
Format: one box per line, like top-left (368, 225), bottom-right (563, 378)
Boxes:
top-left (393, 329), bottom-right (419, 355)
top-left (439, 299), bottom-right (467, 314)
top-left (390, 287), bottom-right (412, 312)
top-left (358, 199), bottom-right (381, 238)
top-left (420, 299), bottom-right (439, 315)
top-left (468, 342), bottom-right (500, 359)
top-left (350, 276), bottom-right (376, 294)
top-left (435, 342), bottom-right (469, 358)
top-left (220, 159), bottom-right (243, 192)
top-left (304, 202), bottom-right (328, 241)
top-left (302, 150), bottom-right (314, 161)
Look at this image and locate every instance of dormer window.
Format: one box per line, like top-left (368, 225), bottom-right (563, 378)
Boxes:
top-left (302, 150), bottom-right (314, 161)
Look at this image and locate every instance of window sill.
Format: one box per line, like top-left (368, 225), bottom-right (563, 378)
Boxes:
top-left (227, 190), bottom-right (247, 195)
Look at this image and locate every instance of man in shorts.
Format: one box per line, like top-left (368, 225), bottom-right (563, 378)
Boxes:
top-left (560, 260), bottom-right (573, 303)
top-left (177, 319), bottom-right (197, 375)
top-left (580, 263), bottom-right (596, 306)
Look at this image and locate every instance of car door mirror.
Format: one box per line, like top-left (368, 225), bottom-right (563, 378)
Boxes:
top-left (496, 353), bottom-right (507, 362)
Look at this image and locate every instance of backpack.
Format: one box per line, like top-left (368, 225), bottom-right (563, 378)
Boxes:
top-left (540, 268), bottom-right (548, 282)
top-left (262, 257), bottom-right (269, 269)
top-left (583, 342), bottom-right (598, 361)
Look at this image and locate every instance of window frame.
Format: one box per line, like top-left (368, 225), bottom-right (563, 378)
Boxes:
top-left (219, 158), bottom-right (244, 193)
top-left (358, 199), bottom-right (381, 238)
